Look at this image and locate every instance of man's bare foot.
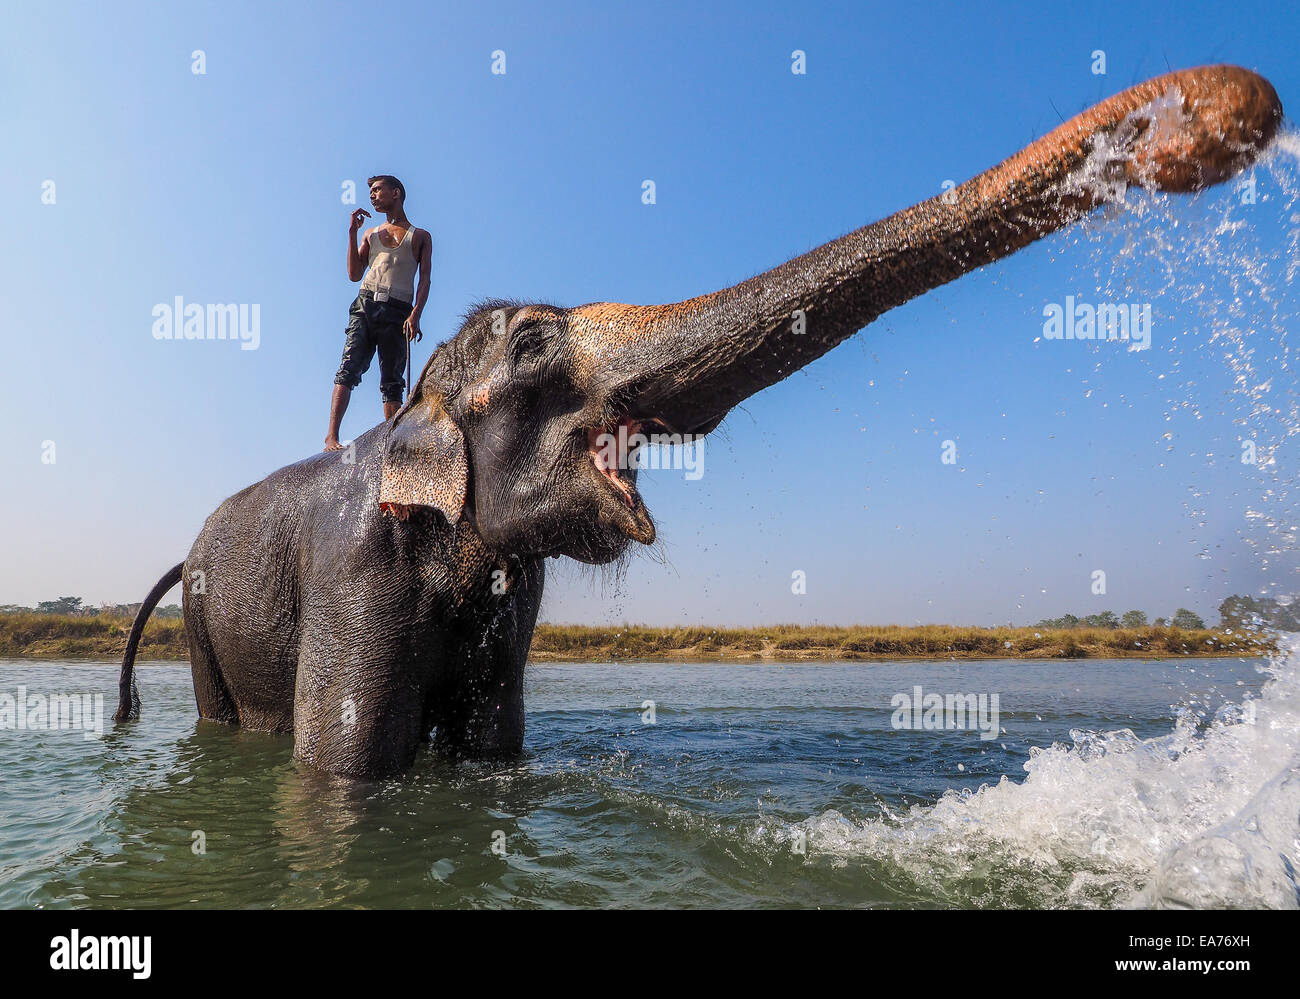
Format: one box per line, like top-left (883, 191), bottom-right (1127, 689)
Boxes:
top-left (325, 385), bottom-right (352, 453)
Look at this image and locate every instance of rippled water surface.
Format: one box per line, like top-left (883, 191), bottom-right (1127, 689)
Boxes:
top-left (2, 650), bottom-right (1297, 909)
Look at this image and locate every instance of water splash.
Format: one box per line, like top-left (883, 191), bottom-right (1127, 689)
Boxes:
top-left (1042, 125), bottom-right (1300, 617)
top-left (780, 134), bottom-right (1300, 907)
top-left (786, 637), bottom-right (1300, 908)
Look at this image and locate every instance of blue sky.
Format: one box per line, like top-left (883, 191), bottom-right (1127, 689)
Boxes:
top-left (2, 0), bottom-right (1298, 626)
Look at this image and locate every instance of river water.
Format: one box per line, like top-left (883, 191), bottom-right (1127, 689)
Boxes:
top-left (1, 649), bottom-right (1297, 908)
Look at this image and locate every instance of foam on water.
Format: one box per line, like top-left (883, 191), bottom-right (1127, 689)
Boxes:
top-left (783, 638), bottom-right (1300, 908)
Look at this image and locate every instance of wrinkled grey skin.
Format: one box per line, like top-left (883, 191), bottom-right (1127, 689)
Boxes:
top-left (182, 419), bottom-right (544, 774)
top-left (116, 67), bottom-right (1279, 777)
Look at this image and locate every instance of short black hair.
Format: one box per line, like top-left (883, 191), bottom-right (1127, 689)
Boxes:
top-left (367, 175), bottom-right (405, 202)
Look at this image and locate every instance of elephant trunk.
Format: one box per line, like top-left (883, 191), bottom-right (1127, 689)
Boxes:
top-left (582, 64), bottom-right (1281, 435)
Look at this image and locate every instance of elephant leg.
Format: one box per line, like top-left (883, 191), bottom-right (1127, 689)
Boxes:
top-left (429, 658), bottom-right (526, 760)
top-left (430, 559), bottom-right (543, 760)
top-left (291, 633), bottom-right (436, 778)
top-left (189, 634), bottom-right (238, 724)
top-left (184, 577), bottom-right (293, 732)
top-left (183, 587), bottom-right (238, 724)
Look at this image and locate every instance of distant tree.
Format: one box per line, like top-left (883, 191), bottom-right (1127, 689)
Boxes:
top-left (1084, 611), bottom-right (1120, 629)
top-left (1121, 610), bottom-right (1148, 628)
top-left (0, 604), bottom-right (33, 615)
top-left (155, 604), bottom-right (183, 619)
top-left (1171, 608), bottom-right (1205, 630)
top-left (1276, 601), bottom-right (1300, 631)
top-left (35, 596), bottom-right (82, 615)
top-left (1153, 617), bottom-right (1167, 627)
top-left (1033, 613), bottom-right (1082, 629)
top-left (1219, 594), bottom-right (1256, 629)
top-left (1219, 594), bottom-right (1300, 631)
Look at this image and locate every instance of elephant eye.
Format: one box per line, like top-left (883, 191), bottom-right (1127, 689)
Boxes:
top-left (509, 322), bottom-right (550, 366)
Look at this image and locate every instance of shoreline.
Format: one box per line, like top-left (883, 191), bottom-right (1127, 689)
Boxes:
top-left (0, 650), bottom-right (1269, 664)
top-left (527, 649), bottom-right (1270, 662)
top-left (0, 615), bottom-right (1276, 664)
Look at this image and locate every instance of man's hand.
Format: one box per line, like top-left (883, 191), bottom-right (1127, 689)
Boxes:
top-left (404, 312), bottom-right (422, 342)
top-left (347, 210), bottom-right (372, 281)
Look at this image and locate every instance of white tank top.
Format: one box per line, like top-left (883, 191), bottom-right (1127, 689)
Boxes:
top-left (360, 225), bottom-right (418, 303)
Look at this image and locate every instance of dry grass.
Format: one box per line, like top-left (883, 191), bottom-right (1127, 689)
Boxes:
top-left (0, 615), bottom-right (1275, 662)
top-left (528, 622), bottom-right (1274, 661)
top-left (0, 612), bottom-right (187, 660)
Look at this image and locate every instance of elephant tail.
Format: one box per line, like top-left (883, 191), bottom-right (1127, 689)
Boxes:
top-left (114, 562), bottom-right (184, 723)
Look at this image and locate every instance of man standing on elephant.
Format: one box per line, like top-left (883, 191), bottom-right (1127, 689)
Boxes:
top-left (324, 175), bottom-right (433, 451)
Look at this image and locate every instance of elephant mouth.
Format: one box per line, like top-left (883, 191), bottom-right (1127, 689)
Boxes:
top-left (587, 424), bottom-right (638, 506)
top-left (584, 418), bottom-right (658, 545)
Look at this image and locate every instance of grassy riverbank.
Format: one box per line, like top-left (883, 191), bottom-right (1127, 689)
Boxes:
top-left (0, 613), bottom-right (189, 661)
top-left (0, 613), bottom-right (1276, 662)
top-left (529, 623), bottom-right (1275, 660)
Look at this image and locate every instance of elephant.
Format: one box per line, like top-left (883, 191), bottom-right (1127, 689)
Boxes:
top-left (115, 65), bottom-right (1280, 777)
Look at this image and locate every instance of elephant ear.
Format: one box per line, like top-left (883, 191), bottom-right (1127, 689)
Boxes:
top-left (378, 391), bottom-right (467, 524)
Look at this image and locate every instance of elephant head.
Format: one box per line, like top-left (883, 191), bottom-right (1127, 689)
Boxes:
top-left (379, 65), bottom-right (1280, 564)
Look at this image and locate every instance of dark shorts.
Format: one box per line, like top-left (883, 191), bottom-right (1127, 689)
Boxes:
top-left (334, 291), bottom-right (412, 403)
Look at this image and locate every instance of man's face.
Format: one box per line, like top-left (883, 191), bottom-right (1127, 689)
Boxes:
top-left (369, 181), bottom-right (401, 212)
